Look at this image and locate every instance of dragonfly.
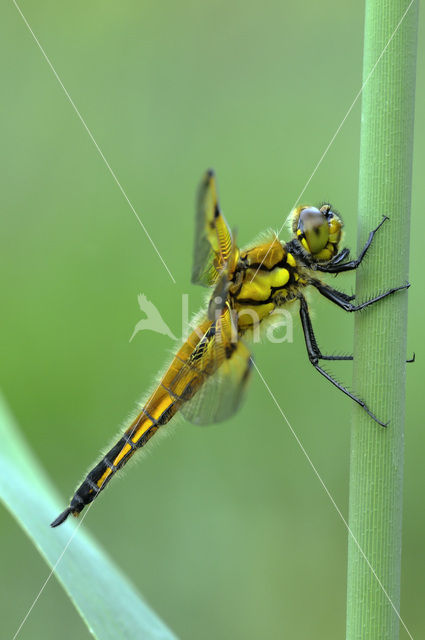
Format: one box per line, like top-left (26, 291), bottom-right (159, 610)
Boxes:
top-left (51, 170), bottom-right (409, 527)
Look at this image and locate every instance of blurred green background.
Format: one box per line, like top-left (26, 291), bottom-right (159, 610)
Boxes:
top-left (1, 1), bottom-right (424, 638)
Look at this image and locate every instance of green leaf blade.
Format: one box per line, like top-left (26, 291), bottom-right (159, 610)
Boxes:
top-left (0, 394), bottom-right (178, 640)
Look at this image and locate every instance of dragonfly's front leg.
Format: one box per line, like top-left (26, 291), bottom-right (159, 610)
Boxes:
top-left (316, 215), bottom-right (388, 274)
top-left (298, 295), bottom-right (387, 427)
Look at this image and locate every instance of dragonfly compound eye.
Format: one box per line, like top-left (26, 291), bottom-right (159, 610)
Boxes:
top-left (297, 207), bottom-right (329, 255)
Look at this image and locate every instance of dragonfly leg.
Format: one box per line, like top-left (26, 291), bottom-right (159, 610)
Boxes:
top-left (299, 292), bottom-right (413, 364)
top-left (320, 353), bottom-right (414, 363)
top-left (297, 294), bottom-right (352, 361)
top-left (316, 215), bottom-right (389, 273)
top-left (312, 279), bottom-right (409, 312)
top-left (320, 354), bottom-right (353, 361)
top-left (298, 295), bottom-right (387, 427)
top-left (327, 247), bottom-right (350, 266)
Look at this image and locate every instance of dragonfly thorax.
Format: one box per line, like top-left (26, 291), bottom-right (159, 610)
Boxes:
top-left (230, 239), bottom-right (304, 330)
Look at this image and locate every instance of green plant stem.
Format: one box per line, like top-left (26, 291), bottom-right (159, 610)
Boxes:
top-left (346, 1), bottom-right (418, 638)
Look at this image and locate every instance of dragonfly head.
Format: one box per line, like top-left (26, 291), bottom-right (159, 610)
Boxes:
top-left (291, 204), bottom-right (343, 262)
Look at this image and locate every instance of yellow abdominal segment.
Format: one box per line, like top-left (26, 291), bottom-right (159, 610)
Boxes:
top-left (95, 320), bottom-right (212, 489)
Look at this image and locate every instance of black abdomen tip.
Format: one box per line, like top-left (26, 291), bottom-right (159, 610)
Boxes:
top-left (50, 507), bottom-right (73, 528)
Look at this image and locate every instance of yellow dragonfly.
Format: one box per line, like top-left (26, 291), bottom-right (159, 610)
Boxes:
top-left (51, 170), bottom-right (409, 527)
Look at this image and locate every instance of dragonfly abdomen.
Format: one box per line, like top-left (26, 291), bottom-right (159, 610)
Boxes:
top-left (51, 324), bottom-right (210, 527)
top-left (50, 411), bottom-right (163, 527)
top-left (51, 396), bottom-right (181, 527)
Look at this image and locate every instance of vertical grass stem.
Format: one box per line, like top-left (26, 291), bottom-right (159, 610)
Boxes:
top-left (346, 2), bottom-right (418, 638)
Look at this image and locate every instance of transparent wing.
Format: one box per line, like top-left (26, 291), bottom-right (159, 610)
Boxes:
top-left (181, 337), bottom-right (252, 425)
top-left (164, 306), bottom-right (252, 426)
top-left (191, 169), bottom-right (234, 287)
top-left (207, 239), bottom-right (239, 320)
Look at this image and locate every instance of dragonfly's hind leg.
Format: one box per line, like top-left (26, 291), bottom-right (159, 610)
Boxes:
top-left (316, 352), bottom-right (414, 364)
top-left (298, 295), bottom-right (387, 427)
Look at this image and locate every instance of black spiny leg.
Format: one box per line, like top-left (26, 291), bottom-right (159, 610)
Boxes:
top-left (298, 295), bottom-right (386, 427)
top-left (312, 279), bottom-right (409, 312)
top-left (316, 216), bottom-right (388, 273)
top-left (316, 352), bottom-right (414, 364)
top-left (298, 294), bottom-right (352, 362)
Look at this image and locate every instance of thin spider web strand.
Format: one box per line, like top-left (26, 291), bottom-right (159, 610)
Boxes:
top-left (12, 503), bottom-right (93, 640)
top-left (249, 0), bottom-right (416, 284)
top-left (12, 0), bottom-right (176, 285)
top-left (12, 374), bottom-right (164, 638)
top-left (252, 361), bottom-right (413, 640)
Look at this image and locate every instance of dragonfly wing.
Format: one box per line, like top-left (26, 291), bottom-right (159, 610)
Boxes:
top-left (191, 170), bottom-right (234, 287)
top-left (181, 338), bottom-right (252, 425)
top-left (166, 304), bottom-right (252, 425)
